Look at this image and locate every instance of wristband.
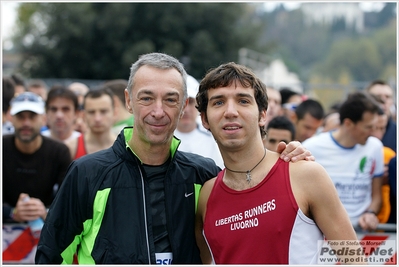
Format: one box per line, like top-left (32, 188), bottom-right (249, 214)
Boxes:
top-left (364, 209), bottom-right (377, 216)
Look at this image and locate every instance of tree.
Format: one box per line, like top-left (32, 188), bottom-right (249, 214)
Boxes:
top-left (12, 3), bottom-right (265, 80)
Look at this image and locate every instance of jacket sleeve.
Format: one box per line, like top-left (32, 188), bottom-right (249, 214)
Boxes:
top-left (35, 161), bottom-right (91, 264)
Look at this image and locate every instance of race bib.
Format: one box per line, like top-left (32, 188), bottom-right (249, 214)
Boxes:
top-left (155, 252), bottom-right (173, 265)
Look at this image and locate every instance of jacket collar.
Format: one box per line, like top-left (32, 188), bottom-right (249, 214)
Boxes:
top-left (114, 126), bottom-right (181, 163)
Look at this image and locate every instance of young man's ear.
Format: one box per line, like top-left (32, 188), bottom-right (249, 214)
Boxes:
top-left (259, 110), bottom-right (267, 127)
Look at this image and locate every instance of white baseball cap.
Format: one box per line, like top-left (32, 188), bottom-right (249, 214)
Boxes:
top-left (187, 75), bottom-right (199, 99)
top-left (10, 92), bottom-right (45, 115)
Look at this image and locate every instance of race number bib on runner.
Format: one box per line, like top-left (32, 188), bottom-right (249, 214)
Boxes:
top-left (156, 252), bottom-right (173, 265)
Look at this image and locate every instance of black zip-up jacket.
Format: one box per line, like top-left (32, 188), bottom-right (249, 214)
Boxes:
top-left (35, 127), bottom-right (221, 264)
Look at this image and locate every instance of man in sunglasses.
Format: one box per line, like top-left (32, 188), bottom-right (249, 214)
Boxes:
top-left (3, 92), bottom-right (71, 228)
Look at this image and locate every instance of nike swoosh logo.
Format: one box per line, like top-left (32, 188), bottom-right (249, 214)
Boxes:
top-left (185, 192), bottom-right (193, 197)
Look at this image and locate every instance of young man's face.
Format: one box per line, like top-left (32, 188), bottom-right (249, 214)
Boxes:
top-left (202, 84), bottom-right (266, 150)
top-left (125, 65), bottom-right (185, 146)
top-left (84, 94), bottom-right (115, 134)
top-left (46, 97), bottom-right (78, 140)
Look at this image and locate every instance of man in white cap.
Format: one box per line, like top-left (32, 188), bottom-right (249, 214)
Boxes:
top-left (174, 75), bottom-right (224, 168)
top-left (3, 92), bottom-right (72, 229)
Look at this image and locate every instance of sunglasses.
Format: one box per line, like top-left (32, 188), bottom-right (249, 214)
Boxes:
top-left (11, 92), bottom-right (44, 104)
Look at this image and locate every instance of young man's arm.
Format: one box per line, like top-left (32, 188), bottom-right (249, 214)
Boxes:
top-left (290, 161), bottom-right (364, 264)
top-left (358, 176), bottom-right (382, 231)
top-left (195, 178), bottom-right (216, 264)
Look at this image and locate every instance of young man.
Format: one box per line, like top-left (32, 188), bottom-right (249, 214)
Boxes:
top-left (35, 53), bottom-right (314, 264)
top-left (195, 62), bottom-right (359, 264)
top-left (263, 115), bottom-right (295, 152)
top-left (3, 92), bottom-right (71, 224)
top-left (65, 87), bottom-right (117, 159)
top-left (41, 85), bottom-right (81, 142)
top-left (303, 92), bottom-right (384, 231)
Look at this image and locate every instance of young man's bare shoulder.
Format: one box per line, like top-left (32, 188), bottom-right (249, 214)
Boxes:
top-left (198, 177), bottom-right (217, 215)
top-left (202, 177), bottom-right (217, 193)
top-left (289, 160), bottom-right (329, 183)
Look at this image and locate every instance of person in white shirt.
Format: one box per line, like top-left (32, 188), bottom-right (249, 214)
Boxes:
top-left (174, 75), bottom-right (224, 168)
top-left (303, 91), bottom-right (384, 231)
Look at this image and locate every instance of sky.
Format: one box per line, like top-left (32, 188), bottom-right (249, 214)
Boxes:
top-left (1, 2), bottom-right (388, 43)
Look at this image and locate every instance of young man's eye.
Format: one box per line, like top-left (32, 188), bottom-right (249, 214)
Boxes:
top-left (213, 100), bottom-right (223, 106)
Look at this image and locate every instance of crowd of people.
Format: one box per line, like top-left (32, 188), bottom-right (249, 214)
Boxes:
top-left (2, 52), bottom-right (397, 264)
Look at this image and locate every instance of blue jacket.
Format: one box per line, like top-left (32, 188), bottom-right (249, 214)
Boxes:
top-left (35, 127), bottom-right (221, 264)
top-left (382, 118), bottom-right (396, 153)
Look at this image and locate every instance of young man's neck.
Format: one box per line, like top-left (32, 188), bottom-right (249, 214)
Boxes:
top-left (222, 141), bottom-right (266, 169)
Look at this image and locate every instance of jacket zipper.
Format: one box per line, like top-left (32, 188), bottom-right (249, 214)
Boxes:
top-left (138, 166), bottom-right (151, 264)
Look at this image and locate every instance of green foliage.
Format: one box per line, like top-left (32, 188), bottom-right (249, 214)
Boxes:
top-left (316, 18), bottom-right (396, 82)
top-left (259, 4), bottom-right (396, 83)
top-left (12, 2), bottom-right (265, 80)
top-left (10, 2), bottom-right (397, 84)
